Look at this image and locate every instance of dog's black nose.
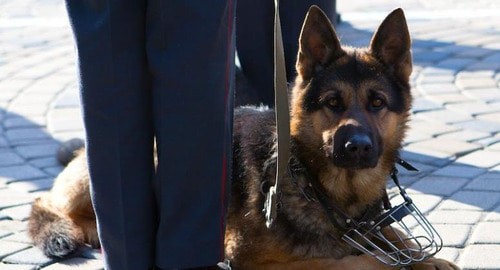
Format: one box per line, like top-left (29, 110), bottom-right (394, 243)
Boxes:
top-left (344, 134), bottom-right (373, 158)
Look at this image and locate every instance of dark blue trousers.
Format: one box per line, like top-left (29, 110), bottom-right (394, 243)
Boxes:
top-left (66, 1), bottom-right (235, 269)
top-left (237, 0), bottom-right (336, 106)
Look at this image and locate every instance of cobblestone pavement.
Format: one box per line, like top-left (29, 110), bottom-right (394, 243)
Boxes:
top-left (1, 0), bottom-right (500, 269)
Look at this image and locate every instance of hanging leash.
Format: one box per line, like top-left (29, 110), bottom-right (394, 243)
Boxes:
top-left (263, 0), bottom-right (290, 228)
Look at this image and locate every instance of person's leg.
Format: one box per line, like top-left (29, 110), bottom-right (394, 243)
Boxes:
top-left (65, 1), bottom-right (156, 269)
top-left (146, 0), bottom-right (235, 268)
top-left (236, 0), bottom-right (336, 106)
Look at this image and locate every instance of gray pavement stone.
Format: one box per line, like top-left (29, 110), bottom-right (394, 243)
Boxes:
top-left (0, 220), bottom-right (27, 233)
top-left (469, 222), bottom-right (500, 244)
top-left (455, 77), bottom-right (498, 90)
top-left (4, 128), bottom-right (51, 143)
top-left (403, 193), bottom-right (443, 214)
top-left (0, 165), bottom-right (47, 183)
top-left (434, 224), bottom-right (471, 247)
top-left (400, 149), bottom-right (454, 167)
top-left (455, 150), bottom-right (500, 168)
top-left (0, 264), bottom-right (36, 270)
top-left (433, 165), bottom-right (486, 179)
top-left (427, 210), bottom-right (483, 225)
top-left (434, 247), bottom-right (460, 263)
top-left (415, 109), bottom-right (473, 124)
top-left (453, 119), bottom-right (500, 134)
top-left (405, 138), bottom-right (482, 157)
top-left (408, 176), bottom-right (468, 196)
top-left (417, 83), bottom-right (460, 95)
top-left (464, 173), bottom-right (500, 192)
top-left (459, 244), bottom-right (500, 270)
top-left (43, 166), bottom-right (63, 177)
top-left (439, 190), bottom-right (500, 211)
top-left (3, 116), bottom-right (46, 129)
top-left (0, 205), bottom-right (32, 222)
top-left (0, 151), bottom-right (25, 167)
top-left (407, 119), bottom-right (461, 136)
top-left (426, 93), bottom-right (474, 105)
top-left (446, 101), bottom-right (500, 116)
top-left (463, 88), bottom-right (500, 103)
top-left (2, 231), bottom-right (32, 245)
top-left (2, 247), bottom-right (55, 266)
top-left (78, 247), bottom-right (102, 260)
top-left (29, 157), bottom-right (60, 169)
top-left (477, 111), bottom-right (500, 123)
top-left (0, 188), bottom-right (34, 210)
top-left (410, 97), bottom-right (443, 113)
top-left (9, 178), bottom-right (54, 193)
top-left (436, 129), bottom-right (490, 143)
top-left (42, 258), bottom-right (104, 270)
top-left (485, 205), bottom-right (500, 221)
top-left (0, 240), bottom-right (30, 260)
top-left (15, 143), bottom-right (59, 160)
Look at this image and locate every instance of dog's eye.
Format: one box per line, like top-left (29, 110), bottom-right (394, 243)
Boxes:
top-left (327, 97), bottom-right (344, 112)
top-left (370, 97), bottom-right (385, 111)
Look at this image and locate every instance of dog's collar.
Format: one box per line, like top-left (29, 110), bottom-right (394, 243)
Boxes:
top-left (287, 157), bottom-right (419, 232)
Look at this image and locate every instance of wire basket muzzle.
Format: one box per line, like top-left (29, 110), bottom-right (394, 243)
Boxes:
top-left (341, 197), bottom-right (443, 266)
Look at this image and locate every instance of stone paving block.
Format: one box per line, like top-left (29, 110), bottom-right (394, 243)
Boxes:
top-left (464, 173), bottom-right (500, 192)
top-left (0, 240), bottom-right (30, 260)
top-left (459, 244), bottom-right (500, 269)
top-left (420, 67), bottom-right (456, 76)
top-left (0, 188), bottom-right (35, 210)
top-left (408, 176), bottom-right (468, 196)
top-left (463, 88), bottom-right (500, 103)
top-left (2, 247), bottom-right (55, 266)
top-left (427, 210), bottom-right (482, 225)
top-left (435, 58), bottom-right (475, 70)
top-left (415, 109), bottom-right (473, 124)
top-left (425, 93), bottom-right (474, 105)
top-left (5, 128), bottom-right (51, 143)
top-left (78, 247), bottom-right (102, 260)
top-left (437, 130), bottom-right (490, 142)
top-left (439, 190), bottom-right (500, 211)
top-left (446, 101), bottom-right (500, 116)
top-left (9, 178), bottom-right (54, 193)
top-left (485, 204), bottom-right (500, 221)
top-left (473, 136), bottom-right (500, 147)
top-left (433, 165), bottom-right (486, 179)
top-left (2, 231), bottom-right (32, 244)
top-left (399, 149), bottom-right (454, 167)
top-left (0, 229), bottom-right (12, 238)
top-left (413, 50), bottom-right (450, 63)
top-left (433, 224), bottom-right (471, 247)
top-left (416, 74), bottom-right (455, 84)
top-left (48, 107), bottom-right (84, 133)
top-left (403, 131), bottom-right (432, 145)
top-left (0, 165), bottom-right (47, 183)
top-left (477, 112), bottom-right (500, 123)
top-left (0, 204), bottom-right (32, 222)
top-left (6, 105), bottom-right (47, 117)
top-left (0, 263), bottom-right (36, 270)
top-left (42, 257), bottom-right (104, 270)
top-left (402, 193), bottom-right (443, 214)
top-left (29, 156), bottom-right (61, 169)
top-left (0, 220), bottom-right (27, 233)
top-left (435, 247), bottom-right (460, 263)
top-left (0, 151), bottom-right (25, 167)
top-left (470, 222), bottom-right (500, 244)
top-left (453, 119), bottom-right (500, 134)
top-left (417, 83), bottom-right (460, 95)
top-left (410, 98), bottom-right (444, 113)
top-left (52, 89), bottom-right (81, 108)
top-left (15, 143), bottom-right (59, 160)
top-left (3, 116), bottom-right (46, 129)
top-left (408, 119), bottom-right (461, 136)
top-left (455, 150), bottom-right (500, 168)
top-left (406, 138), bottom-right (482, 158)
top-left (43, 166), bottom-right (63, 177)
top-left (455, 77), bottom-right (497, 90)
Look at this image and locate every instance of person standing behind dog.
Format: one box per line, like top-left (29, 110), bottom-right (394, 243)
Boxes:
top-left (64, 0), bottom-right (335, 269)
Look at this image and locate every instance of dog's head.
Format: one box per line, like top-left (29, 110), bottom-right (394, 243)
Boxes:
top-left (291, 7), bottom-right (412, 176)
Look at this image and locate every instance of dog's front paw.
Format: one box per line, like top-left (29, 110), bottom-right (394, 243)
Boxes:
top-left (411, 257), bottom-right (460, 270)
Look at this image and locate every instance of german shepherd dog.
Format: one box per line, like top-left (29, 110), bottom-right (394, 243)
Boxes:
top-left (29, 6), bottom-right (459, 270)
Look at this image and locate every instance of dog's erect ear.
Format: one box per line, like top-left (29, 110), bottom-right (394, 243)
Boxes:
top-left (296, 6), bottom-right (345, 81)
top-left (370, 8), bottom-right (412, 82)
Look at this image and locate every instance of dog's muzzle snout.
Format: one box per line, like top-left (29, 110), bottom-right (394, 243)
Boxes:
top-left (344, 134), bottom-right (373, 158)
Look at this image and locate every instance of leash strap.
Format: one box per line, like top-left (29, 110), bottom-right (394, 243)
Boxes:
top-left (264, 0), bottom-right (290, 228)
